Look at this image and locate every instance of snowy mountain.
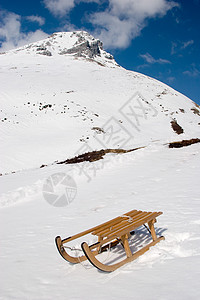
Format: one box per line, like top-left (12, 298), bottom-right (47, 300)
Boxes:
top-left (0, 31), bottom-right (200, 299)
top-left (0, 30), bottom-right (199, 174)
top-left (12, 31), bottom-right (116, 64)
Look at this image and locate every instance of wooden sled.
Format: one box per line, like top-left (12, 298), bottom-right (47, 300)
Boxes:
top-left (55, 209), bottom-right (165, 272)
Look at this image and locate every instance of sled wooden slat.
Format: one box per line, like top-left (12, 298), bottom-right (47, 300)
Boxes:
top-left (92, 210), bottom-right (142, 235)
top-left (105, 212), bottom-right (162, 238)
top-left (55, 209), bottom-right (165, 272)
top-left (95, 211), bottom-right (151, 237)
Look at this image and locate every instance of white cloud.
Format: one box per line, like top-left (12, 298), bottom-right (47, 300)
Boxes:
top-left (43, 0), bottom-right (75, 16)
top-left (43, 0), bottom-right (100, 16)
top-left (140, 53), bottom-right (171, 64)
top-left (0, 12), bottom-right (21, 47)
top-left (89, 0), bottom-right (179, 49)
top-left (183, 65), bottom-right (200, 77)
top-left (181, 40), bottom-right (194, 49)
top-left (108, 0), bottom-right (177, 19)
top-left (90, 12), bottom-right (139, 49)
top-left (171, 40), bottom-right (194, 54)
top-left (42, 0), bottom-right (179, 49)
top-left (26, 15), bottom-right (45, 26)
top-left (0, 12), bottom-right (48, 52)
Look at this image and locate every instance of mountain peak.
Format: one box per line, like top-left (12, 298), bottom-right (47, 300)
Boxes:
top-left (11, 31), bottom-right (117, 67)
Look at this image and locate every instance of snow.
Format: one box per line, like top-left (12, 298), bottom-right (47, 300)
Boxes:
top-left (0, 31), bottom-right (200, 299)
top-left (0, 44), bottom-right (199, 174)
top-left (1, 144), bottom-right (200, 299)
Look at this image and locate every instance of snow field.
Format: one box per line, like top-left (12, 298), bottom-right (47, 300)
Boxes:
top-left (1, 31), bottom-right (200, 299)
top-left (1, 51), bottom-right (200, 174)
top-left (1, 143), bottom-right (200, 299)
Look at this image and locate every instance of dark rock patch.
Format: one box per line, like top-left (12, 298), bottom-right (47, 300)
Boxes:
top-left (169, 138), bottom-right (200, 148)
top-left (191, 107), bottom-right (200, 116)
top-left (40, 164), bottom-right (47, 168)
top-left (171, 120), bottom-right (184, 134)
top-left (91, 127), bottom-right (105, 134)
top-left (57, 147), bottom-right (143, 165)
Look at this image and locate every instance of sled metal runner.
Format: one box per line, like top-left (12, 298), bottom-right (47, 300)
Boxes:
top-left (55, 209), bottom-right (165, 272)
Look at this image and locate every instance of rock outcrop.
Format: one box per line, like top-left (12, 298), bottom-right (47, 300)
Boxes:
top-left (13, 31), bottom-right (116, 66)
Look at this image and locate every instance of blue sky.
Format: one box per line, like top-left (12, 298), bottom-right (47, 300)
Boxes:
top-left (0, 0), bottom-right (199, 105)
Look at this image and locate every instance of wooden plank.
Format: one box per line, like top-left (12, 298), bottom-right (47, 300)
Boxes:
top-left (100, 212), bottom-right (153, 237)
top-left (92, 210), bottom-right (143, 236)
top-left (97, 211), bottom-right (150, 237)
top-left (92, 210), bottom-right (140, 235)
top-left (105, 212), bottom-right (162, 238)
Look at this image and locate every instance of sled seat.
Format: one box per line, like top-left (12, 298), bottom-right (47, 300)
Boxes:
top-left (55, 209), bottom-right (165, 272)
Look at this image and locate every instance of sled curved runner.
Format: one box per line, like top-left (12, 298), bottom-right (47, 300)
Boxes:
top-left (55, 209), bottom-right (165, 272)
top-left (55, 235), bottom-right (120, 264)
top-left (81, 236), bottom-right (164, 272)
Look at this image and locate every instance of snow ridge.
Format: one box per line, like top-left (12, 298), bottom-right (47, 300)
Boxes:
top-left (8, 31), bottom-right (117, 66)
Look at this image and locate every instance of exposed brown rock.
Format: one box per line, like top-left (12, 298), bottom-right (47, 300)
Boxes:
top-left (171, 120), bottom-right (184, 134)
top-left (57, 147), bottom-right (143, 165)
top-left (169, 138), bottom-right (200, 148)
top-left (191, 107), bottom-right (200, 116)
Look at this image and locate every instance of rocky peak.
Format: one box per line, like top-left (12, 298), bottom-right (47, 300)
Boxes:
top-left (14, 31), bottom-right (117, 66)
top-left (58, 31), bottom-right (104, 58)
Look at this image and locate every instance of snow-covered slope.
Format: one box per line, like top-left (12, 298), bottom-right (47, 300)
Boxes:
top-left (0, 31), bottom-right (199, 174)
top-left (0, 31), bottom-right (200, 300)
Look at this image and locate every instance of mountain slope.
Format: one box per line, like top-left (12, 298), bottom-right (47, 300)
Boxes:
top-left (0, 31), bottom-right (199, 174)
top-left (0, 31), bottom-right (200, 300)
